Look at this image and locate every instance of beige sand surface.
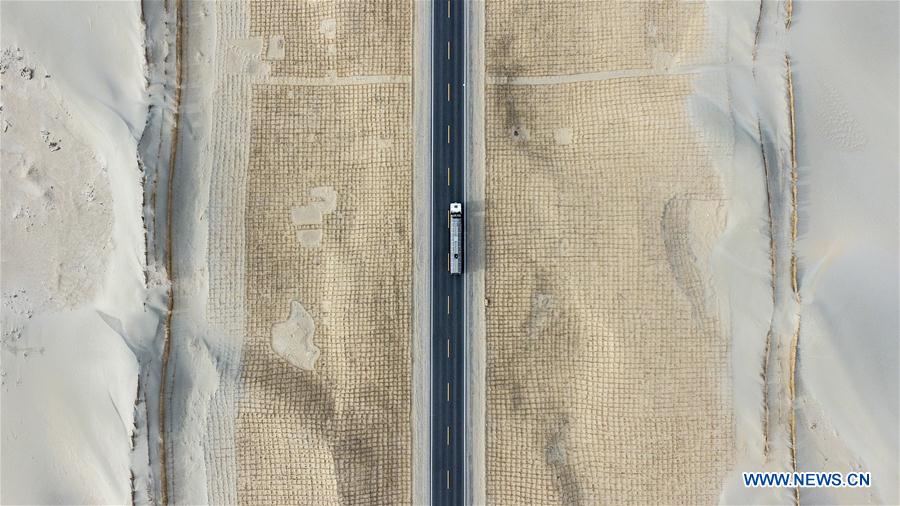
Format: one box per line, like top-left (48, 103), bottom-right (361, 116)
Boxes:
top-left (238, 82), bottom-right (412, 504)
top-left (250, 0), bottom-right (411, 78)
top-left (485, 0), bottom-right (707, 77)
top-left (482, 1), bottom-right (734, 503)
top-left (194, 1), bottom-right (413, 503)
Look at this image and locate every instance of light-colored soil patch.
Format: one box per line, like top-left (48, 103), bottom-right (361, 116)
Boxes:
top-left (291, 206), bottom-right (324, 226)
top-left (291, 185), bottom-right (339, 247)
top-left (271, 300), bottom-right (319, 371)
top-left (296, 228), bottom-right (324, 248)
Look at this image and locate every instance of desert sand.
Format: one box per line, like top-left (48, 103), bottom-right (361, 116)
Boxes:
top-left (170, 1), bottom-right (416, 504)
top-left (1, 2), bottom-right (161, 504)
top-left (1, 1), bottom-right (896, 504)
top-left (480, 1), bottom-right (734, 503)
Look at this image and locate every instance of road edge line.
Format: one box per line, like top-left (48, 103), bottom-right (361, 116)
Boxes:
top-left (464, 0), bottom-right (487, 504)
top-left (412, 0), bottom-right (434, 504)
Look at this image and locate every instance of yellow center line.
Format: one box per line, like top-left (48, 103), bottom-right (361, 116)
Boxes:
top-left (447, 124), bottom-right (451, 144)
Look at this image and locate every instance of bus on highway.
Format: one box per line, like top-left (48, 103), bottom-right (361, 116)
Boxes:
top-left (449, 203), bottom-right (463, 274)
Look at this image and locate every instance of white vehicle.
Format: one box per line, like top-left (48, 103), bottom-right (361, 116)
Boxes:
top-left (449, 203), bottom-right (463, 274)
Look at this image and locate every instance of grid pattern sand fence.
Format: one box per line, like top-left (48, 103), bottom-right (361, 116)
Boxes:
top-left (226, 0), bottom-right (414, 503)
top-left (484, 75), bottom-right (733, 506)
top-left (250, 0), bottom-right (412, 78)
top-left (485, 0), bottom-right (708, 77)
top-left (236, 82), bottom-right (412, 504)
top-left (483, 1), bottom-right (734, 501)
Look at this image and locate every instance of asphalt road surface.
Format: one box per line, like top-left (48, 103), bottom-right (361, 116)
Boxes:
top-left (431, 0), bottom-right (465, 504)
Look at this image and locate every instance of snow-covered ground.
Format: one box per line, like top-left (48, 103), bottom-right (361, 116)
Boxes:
top-left (1, 2), bottom-right (162, 503)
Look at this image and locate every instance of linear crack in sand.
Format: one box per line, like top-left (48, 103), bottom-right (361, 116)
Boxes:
top-left (757, 118), bottom-right (777, 461)
top-left (790, 317), bottom-right (801, 506)
top-left (786, 56), bottom-right (800, 301)
top-left (158, 0), bottom-right (185, 502)
top-left (761, 330), bottom-right (772, 460)
top-left (785, 0), bottom-right (793, 30)
top-left (785, 53), bottom-right (801, 506)
top-left (752, 0), bottom-right (763, 63)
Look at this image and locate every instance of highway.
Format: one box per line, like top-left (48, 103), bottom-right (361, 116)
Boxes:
top-left (431, 0), bottom-right (465, 504)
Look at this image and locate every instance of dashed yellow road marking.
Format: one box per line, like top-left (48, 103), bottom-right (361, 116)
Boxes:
top-left (447, 166), bottom-right (451, 186)
top-left (447, 83), bottom-right (451, 102)
top-left (447, 0), bottom-right (450, 18)
top-left (447, 40), bottom-right (451, 60)
top-left (447, 124), bottom-right (451, 144)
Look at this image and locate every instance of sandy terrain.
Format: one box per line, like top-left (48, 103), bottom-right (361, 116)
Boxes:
top-left (250, 0), bottom-right (411, 78)
top-left (485, 0), bottom-right (708, 78)
top-left (237, 81), bottom-right (412, 504)
top-left (787, 3), bottom-right (899, 500)
top-left (411, 1), bottom-right (433, 504)
top-left (2, 1), bottom-right (895, 504)
top-left (703, 2), bottom-right (900, 503)
top-left (1, 2), bottom-right (162, 504)
top-left (480, 1), bottom-right (734, 503)
top-left (463, 1), bottom-right (487, 503)
top-left (161, 0), bottom-right (415, 503)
